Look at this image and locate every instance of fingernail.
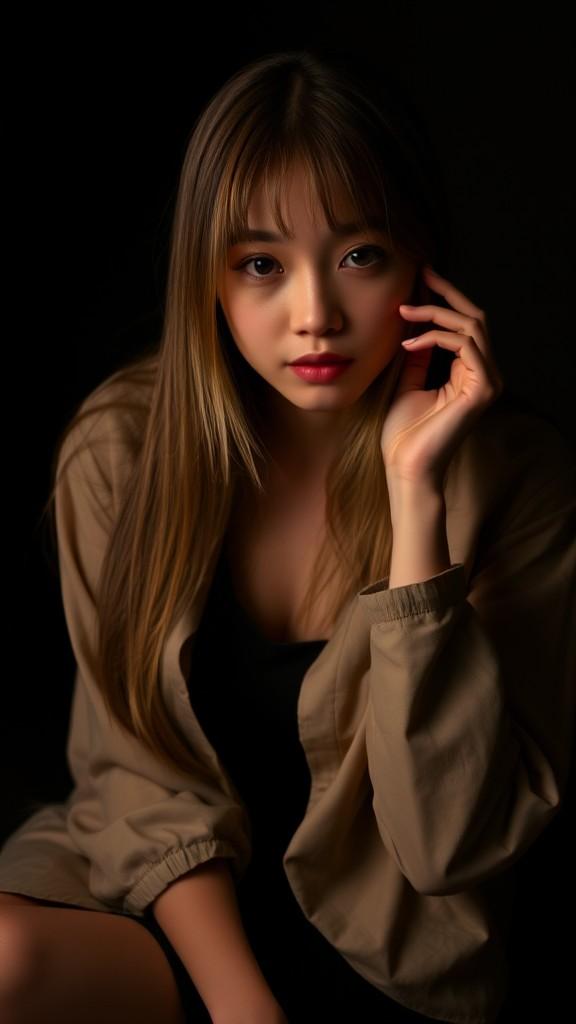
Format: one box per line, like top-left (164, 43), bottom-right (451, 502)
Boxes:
top-left (402, 337), bottom-right (417, 344)
top-left (400, 304), bottom-right (413, 309)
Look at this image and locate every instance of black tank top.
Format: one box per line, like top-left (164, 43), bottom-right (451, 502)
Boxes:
top-left (186, 541), bottom-right (437, 1022)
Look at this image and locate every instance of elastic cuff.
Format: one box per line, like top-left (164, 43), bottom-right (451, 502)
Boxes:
top-left (357, 563), bottom-right (467, 624)
top-left (124, 837), bottom-right (240, 916)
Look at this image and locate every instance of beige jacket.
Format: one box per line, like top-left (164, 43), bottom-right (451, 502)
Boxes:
top-left (1, 371), bottom-right (575, 1024)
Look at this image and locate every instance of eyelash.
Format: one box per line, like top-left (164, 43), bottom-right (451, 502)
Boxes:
top-left (235, 245), bottom-right (389, 281)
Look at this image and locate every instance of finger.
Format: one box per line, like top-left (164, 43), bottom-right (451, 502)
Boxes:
top-left (400, 305), bottom-right (494, 367)
top-left (395, 344), bottom-right (434, 396)
top-left (402, 330), bottom-right (501, 398)
top-left (422, 266), bottom-right (485, 320)
top-left (403, 327), bottom-right (504, 392)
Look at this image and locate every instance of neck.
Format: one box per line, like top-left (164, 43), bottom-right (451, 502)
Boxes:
top-left (261, 390), bottom-right (351, 487)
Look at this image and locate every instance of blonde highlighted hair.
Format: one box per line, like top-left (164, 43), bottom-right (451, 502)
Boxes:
top-left (41, 48), bottom-right (454, 776)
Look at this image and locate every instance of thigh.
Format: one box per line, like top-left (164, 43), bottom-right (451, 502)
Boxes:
top-left (0, 892), bottom-right (208, 1024)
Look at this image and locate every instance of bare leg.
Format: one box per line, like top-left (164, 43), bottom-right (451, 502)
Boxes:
top-left (0, 892), bottom-right (189, 1024)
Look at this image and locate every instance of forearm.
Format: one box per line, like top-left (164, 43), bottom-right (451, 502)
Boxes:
top-left (151, 856), bottom-right (278, 1021)
top-left (387, 480), bottom-right (451, 589)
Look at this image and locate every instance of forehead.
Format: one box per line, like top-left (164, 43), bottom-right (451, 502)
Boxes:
top-left (246, 160), bottom-right (358, 229)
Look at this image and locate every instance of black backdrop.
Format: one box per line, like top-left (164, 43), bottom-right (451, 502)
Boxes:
top-left (4, 8), bottom-right (575, 1021)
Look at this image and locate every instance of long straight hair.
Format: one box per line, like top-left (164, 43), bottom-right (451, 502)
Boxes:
top-left (42, 48), bottom-right (454, 776)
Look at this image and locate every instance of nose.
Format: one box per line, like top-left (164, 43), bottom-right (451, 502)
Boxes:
top-left (289, 272), bottom-right (344, 337)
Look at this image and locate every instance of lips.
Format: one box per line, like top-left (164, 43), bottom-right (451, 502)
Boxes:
top-left (289, 354), bottom-right (352, 365)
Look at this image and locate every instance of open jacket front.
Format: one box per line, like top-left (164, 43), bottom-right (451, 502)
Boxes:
top-left (1, 371), bottom-right (575, 1024)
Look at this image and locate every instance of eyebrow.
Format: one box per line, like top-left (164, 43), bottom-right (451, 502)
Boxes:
top-left (230, 218), bottom-right (390, 245)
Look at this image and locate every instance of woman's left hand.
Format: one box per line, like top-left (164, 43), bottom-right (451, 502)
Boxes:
top-left (381, 266), bottom-right (504, 491)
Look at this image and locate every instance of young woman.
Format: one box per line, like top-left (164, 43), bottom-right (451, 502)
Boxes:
top-left (0, 48), bottom-right (574, 1024)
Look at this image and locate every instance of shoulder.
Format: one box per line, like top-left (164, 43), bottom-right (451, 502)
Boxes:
top-left (445, 391), bottom-right (575, 531)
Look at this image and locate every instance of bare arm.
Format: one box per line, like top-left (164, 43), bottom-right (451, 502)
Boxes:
top-left (151, 857), bottom-right (287, 1023)
top-left (387, 481), bottom-right (451, 588)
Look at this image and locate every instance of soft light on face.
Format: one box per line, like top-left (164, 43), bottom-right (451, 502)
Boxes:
top-left (217, 162), bottom-right (419, 419)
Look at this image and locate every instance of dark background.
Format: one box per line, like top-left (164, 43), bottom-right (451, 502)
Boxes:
top-left (5, 9), bottom-right (575, 1021)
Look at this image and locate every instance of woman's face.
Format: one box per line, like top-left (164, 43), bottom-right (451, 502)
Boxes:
top-left (217, 162), bottom-right (419, 418)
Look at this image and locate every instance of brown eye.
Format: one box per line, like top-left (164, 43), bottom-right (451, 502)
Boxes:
top-left (238, 255), bottom-right (280, 278)
top-left (235, 244), bottom-right (388, 282)
top-left (342, 246), bottom-right (388, 268)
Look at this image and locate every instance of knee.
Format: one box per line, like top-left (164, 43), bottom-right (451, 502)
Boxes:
top-left (0, 910), bottom-right (46, 1021)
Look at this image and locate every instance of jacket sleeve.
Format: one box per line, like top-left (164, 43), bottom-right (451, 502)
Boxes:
top-left (55, 393), bottom-right (252, 917)
top-left (357, 427), bottom-right (576, 897)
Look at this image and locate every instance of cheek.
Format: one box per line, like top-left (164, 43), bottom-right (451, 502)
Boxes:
top-left (224, 308), bottom-right (274, 370)
top-left (359, 275), bottom-right (402, 313)
top-left (360, 291), bottom-right (403, 342)
top-left (230, 298), bottom-right (279, 346)
top-left (226, 289), bottom-right (263, 327)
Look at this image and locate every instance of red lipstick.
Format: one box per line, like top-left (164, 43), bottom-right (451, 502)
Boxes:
top-left (289, 352), bottom-right (352, 365)
top-left (289, 362), bottom-right (353, 383)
